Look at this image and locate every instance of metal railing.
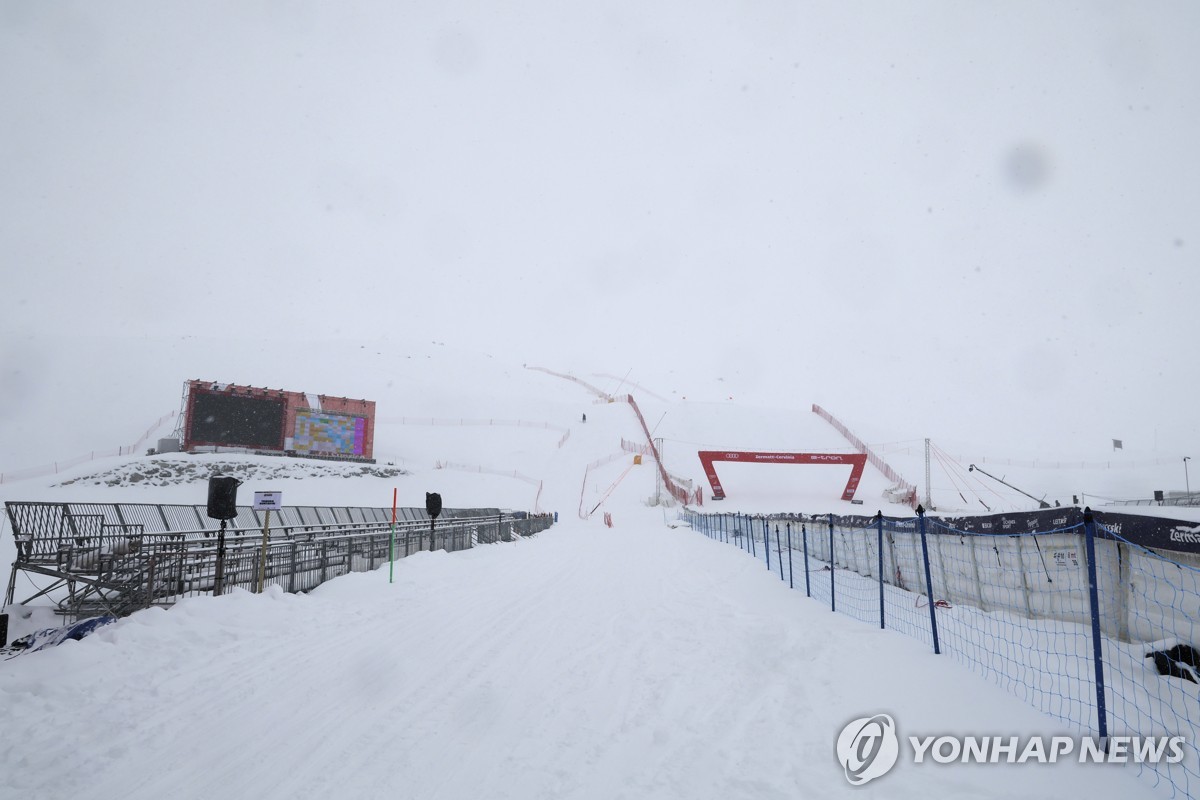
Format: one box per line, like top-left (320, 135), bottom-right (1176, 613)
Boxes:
top-left (1103, 495), bottom-right (1200, 507)
top-left (4, 501), bottom-right (554, 621)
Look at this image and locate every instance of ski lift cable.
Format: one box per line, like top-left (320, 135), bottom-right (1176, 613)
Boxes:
top-left (932, 446), bottom-right (990, 509)
top-left (930, 444), bottom-right (976, 495)
top-left (933, 443), bottom-right (1012, 511)
top-left (933, 442), bottom-right (1010, 505)
top-left (930, 446), bottom-right (974, 507)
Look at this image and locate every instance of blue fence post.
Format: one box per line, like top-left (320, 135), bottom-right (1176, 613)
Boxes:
top-left (916, 505), bottom-right (941, 655)
top-left (876, 511), bottom-right (886, 630)
top-left (828, 514), bottom-right (836, 613)
top-left (786, 522), bottom-right (794, 589)
top-left (749, 515), bottom-right (757, 558)
top-left (1082, 508), bottom-right (1110, 742)
top-left (775, 525), bottom-right (784, 581)
top-left (763, 518), bottom-right (771, 571)
top-left (802, 523), bottom-right (811, 597)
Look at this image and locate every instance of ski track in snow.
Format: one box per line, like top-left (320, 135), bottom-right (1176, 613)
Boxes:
top-left (1, 520), bottom-right (1151, 800)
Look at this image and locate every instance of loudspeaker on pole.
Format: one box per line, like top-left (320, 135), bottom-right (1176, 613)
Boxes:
top-left (425, 492), bottom-right (442, 519)
top-left (207, 476), bottom-right (242, 520)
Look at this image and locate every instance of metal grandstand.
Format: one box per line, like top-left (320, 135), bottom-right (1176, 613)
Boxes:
top-left (4, 501), bottom-right (553, 621)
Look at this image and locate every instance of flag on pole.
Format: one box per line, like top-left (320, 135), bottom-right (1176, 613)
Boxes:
top-left (1113, 439), bottom-right (1123, 451)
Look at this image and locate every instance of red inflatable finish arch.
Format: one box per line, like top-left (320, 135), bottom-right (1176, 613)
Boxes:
top-left (697, 451), bottom-right (868, 502)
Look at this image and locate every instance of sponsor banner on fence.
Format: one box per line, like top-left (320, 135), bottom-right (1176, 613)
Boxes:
top-left (766, 507), bottom-right (1200, 556)
top-left (932, 507), bottom-right (1081, 536)
top-left (1094, 510), bottom-right (1200, 555)
top-left (909, 507), bottom-right (1200, 556)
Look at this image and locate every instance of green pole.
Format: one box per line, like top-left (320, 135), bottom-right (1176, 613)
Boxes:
top-left (389, 488), bottom-right (397, 583)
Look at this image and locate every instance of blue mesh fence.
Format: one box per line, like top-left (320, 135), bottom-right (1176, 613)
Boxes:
top-left (1094, 523), bottom-right (1200, 797)
top-left (923, 516), bottom-right (1100, 728)
top-left (681, 506), bottom-right (1200, 798)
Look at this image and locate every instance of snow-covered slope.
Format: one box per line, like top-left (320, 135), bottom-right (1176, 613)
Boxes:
top-left (1, 520), bottom-right (1153, 800)
top-left (3, 335), bottom-right (1194, 584)
top-left (0, 340), bottom-right (1189, 799)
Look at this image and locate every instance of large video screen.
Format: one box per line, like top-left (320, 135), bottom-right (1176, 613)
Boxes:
top-left (189, 391), bottom-right (286, 450)
top-left (292, 410), bottom-right (367, 456)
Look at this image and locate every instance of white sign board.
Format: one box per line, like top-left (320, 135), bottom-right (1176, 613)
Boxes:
top-left (1052, 549), bottom-right (1079, 569)
top-left (253, 491), bottom-right (283, 511)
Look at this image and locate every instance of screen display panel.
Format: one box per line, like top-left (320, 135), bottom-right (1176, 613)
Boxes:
top-left (188, 391), bottom-right (286, 449)
top-left (292, 410), bottom-right (366, 456)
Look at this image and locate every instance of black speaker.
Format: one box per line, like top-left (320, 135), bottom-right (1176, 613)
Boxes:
top-left (425, 492), bottom-right (442, 520)
top-left (207, 476), bottom-right (242, 520)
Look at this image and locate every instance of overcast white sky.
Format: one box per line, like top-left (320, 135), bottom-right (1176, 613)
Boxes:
top-left (2, 1), bottom-right (1198, 465)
